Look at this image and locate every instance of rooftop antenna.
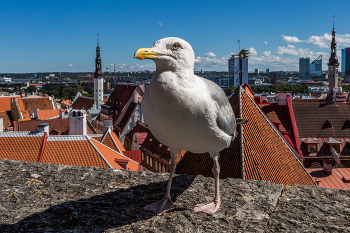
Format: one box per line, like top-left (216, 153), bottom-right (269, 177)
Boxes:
top-left (97, 33), bottom-right (99, 46)
top-left (333, 15), bottom-right (336, 30)
top-left (238, 39), bottom-right (241, 51)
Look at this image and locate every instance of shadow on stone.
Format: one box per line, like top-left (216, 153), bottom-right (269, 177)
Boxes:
top-left (0, 174), bottom-right (195, 233)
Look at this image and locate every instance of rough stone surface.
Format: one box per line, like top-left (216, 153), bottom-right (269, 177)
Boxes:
top-left (0, 159), bottom-right (349, 232)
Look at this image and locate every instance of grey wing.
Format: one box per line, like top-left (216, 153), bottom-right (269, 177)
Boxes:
top-left (201, 77), bottom-right (236, 135)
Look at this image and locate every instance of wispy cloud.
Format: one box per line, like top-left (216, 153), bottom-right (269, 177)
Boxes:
top-left (281, 35), bottom-right (303, 43)
top-left (263, 41), bottom-right (268, 44)
top-left (158, 22), bottom-right (163, 26)
top-left (205, 52), bottom-right (216, 57)
top-left (68, 64), bottom-right (73, 67)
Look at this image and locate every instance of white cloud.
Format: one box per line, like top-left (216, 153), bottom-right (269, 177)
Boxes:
top-left (248, 47), bottom-right (257, 57)
top-left (263, 41), bottom-right (268, 44)
top-left (307, 33), bottom-right (350, 48)
top-left (281, 35), bottom-right (303, 43)
top-left (262, 51), bottom-right (271, 56)
top-left (68, 64), bottom-right (73, 67)
top-left (277, 44), bottom-right (314, 57)
top-left (158, 22), bottom-right (163, 26)
top-left (205, 52), bottom-right (216, 57)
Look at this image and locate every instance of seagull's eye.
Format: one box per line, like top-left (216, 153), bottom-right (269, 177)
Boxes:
top-left (172, 43), bottom-right (181, 50)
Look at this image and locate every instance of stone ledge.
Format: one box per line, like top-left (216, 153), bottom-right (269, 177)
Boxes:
top-left (0, 159), bottom-right (349, 232)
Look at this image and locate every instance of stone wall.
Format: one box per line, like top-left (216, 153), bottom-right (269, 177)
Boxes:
top-left (0, 159), bottom-right (349, 232)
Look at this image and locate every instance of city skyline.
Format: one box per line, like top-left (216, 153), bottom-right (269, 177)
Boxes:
top-left (1, 0), bottom-right (350, 73)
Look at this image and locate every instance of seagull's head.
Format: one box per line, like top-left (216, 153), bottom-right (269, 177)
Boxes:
top-left (134, 37), bottom-right (194, 72)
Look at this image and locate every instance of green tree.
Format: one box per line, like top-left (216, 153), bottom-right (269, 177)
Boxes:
top-left (27, 85), bottom-right (37, 93)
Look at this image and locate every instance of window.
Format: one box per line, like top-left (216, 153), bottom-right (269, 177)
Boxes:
top-left (150, 157), bottom-right (153, 167)
top-left (141, 152), bottom-right (144, 161)
top-left (163, 165), bottom-right (165, 172)
top-left (155, 161), bottom-right (158, 171)
top-left (308, 144), bottom-right (317, 153)
top-left (147, 155), bottom-right (149, 164)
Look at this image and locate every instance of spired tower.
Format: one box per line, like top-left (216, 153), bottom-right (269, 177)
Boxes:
top-left (94, 36), bottom-right (104, 110)
top-left (328, 17), bottom-right (339, 93)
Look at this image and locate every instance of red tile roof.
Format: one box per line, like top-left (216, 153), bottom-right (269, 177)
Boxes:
top-left (176, 86), bottom-right (315, 186)
top-left (0, 131), bottom-right (140, 170)
top-left (0, 96), bottom-right (21, 112)
top-left (14, 119), bottom-right (69, 135)
top-left (37, 109), bottom-right (59, 120)
top-left (17, 97), bottom-right (55, 119)
top-left (100, 129), bottom-right (126, 153)
top-left (258, 103), bottom-right (292, 132)
top-left (307, 168), bottom-right (350, 189)
top-left (0, 132), bottom-right (45, 162)
top-left (71, 96), bottom-right (94, 110)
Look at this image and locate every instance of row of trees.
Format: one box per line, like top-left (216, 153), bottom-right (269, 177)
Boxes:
top-left (224, 84), bottom-right (323, 97)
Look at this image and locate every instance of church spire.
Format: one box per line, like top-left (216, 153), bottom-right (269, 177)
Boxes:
top-left (328, 16), bottom-right (339, 94)
top-left (95, 34), bottom-right (103, 78)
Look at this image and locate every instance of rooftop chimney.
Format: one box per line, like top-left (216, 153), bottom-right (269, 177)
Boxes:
top-left (103, 118), bottom-right (113, 134)
top-left (38, 123), bottom-right (50, 134)
top-left (34, 108), bottom-right (39, 119)
top-left (59, 109), bottom-right (65, 119)
top-left (0, 118), bottom-right (3, 132)
top-left (69, 110), bottom-right (87, 135)
top-left (323, 159), bottom-right (333, 175)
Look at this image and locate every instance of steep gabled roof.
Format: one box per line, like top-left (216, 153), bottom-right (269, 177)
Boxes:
top-left (116, 102), bottom-right (137, 130)
top-left (71, 96), bottom-right (94, 110)
top-left (258, 103), bottom-right (292, 132)
top-left (176, 86), bottom-right (315, 186)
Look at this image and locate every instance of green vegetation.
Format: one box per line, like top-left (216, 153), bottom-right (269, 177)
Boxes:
top-left (223, 84), bottom-right (326, 96)
top-left (41, 85), bottom-right (94, 100)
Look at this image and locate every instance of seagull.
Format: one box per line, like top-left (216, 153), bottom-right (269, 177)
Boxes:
top-left (134, 37), bottom-right (247, 215)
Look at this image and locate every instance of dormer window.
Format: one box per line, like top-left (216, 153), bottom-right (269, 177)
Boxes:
top-left (302, 137), bottom-right (319, 154)
top-left (342, 120), bottom-right (350, 129)
top-left (325, 137), bottom-right (342, 153)
top-left (308, 144), bottom-right (317, 153)
top-left (322, 120), bottom-right (332, 129)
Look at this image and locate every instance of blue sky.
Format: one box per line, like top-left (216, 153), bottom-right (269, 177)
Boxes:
top-left (1, 0), bottom-right (350, 73)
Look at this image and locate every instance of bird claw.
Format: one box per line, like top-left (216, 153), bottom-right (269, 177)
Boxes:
top-left (193, 201), bottom-right (220, 215)
top-left (144, 197), bottom-right (178, 215)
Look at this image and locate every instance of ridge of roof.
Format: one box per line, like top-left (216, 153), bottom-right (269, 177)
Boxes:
top-left (90, 137), bottom-right (139, 170)
top-left (88, 137), bottom-right (114, 169)
top-left (47, 135), bottom-right (87, 141)
top-left (0, 131), bottom-right (45, 137)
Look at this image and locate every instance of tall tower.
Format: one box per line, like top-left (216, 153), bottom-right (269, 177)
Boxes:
top-left (328, 17), bottom-right (339, 93)
top-left (94, 35), bottom-right (104, 110)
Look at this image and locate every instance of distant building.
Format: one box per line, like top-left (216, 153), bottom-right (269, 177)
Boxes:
top-left (328, 21), bottom-right (339, 93)
top-left (299, 57), bottom-right (310, 79)
top-left (310, 55), bottom-right (322, 77)
top-left (266, 69), bottom-right (270, 74)
top-left (255, 69), bottom-right (259, 74)
top-left (342, 48), bottom-right (350, 75)
top-left (228, 57), bottom-right (248, 87)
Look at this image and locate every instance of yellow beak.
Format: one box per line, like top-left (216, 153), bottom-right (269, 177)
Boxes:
top-left (134, 48), bottom-right (160, 60)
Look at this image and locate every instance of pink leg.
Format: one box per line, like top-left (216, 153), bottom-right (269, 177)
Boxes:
top-left (194, 157), bottom-right (221, 215)
top-left (144, 151), bottom-right (178, 215)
